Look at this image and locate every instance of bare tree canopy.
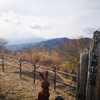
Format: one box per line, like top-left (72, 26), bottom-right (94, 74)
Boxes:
top-left (56, 38), bottom-right (90, 71)
top-left (0, 38), bottom-right (8, 49)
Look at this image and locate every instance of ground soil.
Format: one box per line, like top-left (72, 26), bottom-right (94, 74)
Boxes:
top-left (0, 66), bottom-right (76, 100)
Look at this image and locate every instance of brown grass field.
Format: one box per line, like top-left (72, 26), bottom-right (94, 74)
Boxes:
top-left (0, 65), bottom-right (76, 100)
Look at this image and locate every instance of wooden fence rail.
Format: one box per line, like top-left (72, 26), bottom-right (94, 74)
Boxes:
top-left (0, 54), bottom-right (77, 91)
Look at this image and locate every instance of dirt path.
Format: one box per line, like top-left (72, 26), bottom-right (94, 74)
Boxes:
top-left (0, 66), bottom-right (76, 100)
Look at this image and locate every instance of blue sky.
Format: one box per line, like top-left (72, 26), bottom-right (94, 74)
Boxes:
top-left (0, 0), bottom-right (100, 41)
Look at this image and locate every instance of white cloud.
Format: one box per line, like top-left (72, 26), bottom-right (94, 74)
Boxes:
top-left (30, 25), bottom-right (42, 29)
top-left (3, 11), bottom-right (22, 24)
top-left (0, 0), bottom-right (100, 42)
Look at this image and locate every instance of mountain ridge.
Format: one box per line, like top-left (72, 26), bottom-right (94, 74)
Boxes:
top-left (5, 37), bottom-right (90, 51)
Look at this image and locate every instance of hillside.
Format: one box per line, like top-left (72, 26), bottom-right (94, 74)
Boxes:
top-left (0, 66), bottom-right (76, 100)
top-left (5, 37), bottom-right (90, 51)
top-left (5, 37), bottom-right (69, 51)
top-left (36, 37), bottom-right (69, 49)
top-left (5, 42), bottom-right (37, 51)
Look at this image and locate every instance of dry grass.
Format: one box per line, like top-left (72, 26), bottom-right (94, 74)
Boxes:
top-left (0, 65), bottom-right (76, 100)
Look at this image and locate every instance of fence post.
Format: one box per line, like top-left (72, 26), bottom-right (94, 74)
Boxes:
top-left (1, 55), bottom-right (4, 72)
top-left (86, 30), bottom-right (100, 100)
top-left (76, 49), bottom-right (88, 100)
top-left (54, 66), bottom-right (56, 91)
top-left (19, 59), bottom-right (22, 78)
top-left (33, 62), bottom-right (36, 84)
top-left (76, 63), bottom-right (81, 99)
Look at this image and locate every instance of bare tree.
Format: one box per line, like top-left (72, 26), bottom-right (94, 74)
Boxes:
top-left (57, 38), bottom-right (90, 71)
top-left (0, 38), bottom-right (8, 53)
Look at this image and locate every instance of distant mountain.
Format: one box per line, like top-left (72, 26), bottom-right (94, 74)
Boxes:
top-left (5, 37), bottom-right (69, 51)
top-left (35, 37), bottom-right (69, 49)
top-left (6, 37), bottom-right (46, 45)
top-left (83, 37), bottom-right (91, 42)
top-left (5, 37), bottom-right (91, 51)
top-left (5, 42), bottom-right (37, 51)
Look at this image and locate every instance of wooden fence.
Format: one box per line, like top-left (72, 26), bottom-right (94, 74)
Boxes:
top-left (0, 54), bottom-right (77, 91)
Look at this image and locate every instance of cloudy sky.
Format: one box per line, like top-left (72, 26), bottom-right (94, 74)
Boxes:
top-left (0, 0), bottom-right (100, 41)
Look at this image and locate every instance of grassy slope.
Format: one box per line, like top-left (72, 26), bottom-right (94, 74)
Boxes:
top-left (0, 66), bottom-right (76, 100)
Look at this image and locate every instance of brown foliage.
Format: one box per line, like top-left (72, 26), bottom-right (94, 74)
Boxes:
top-left (56, 38), bottom-right (89, 72)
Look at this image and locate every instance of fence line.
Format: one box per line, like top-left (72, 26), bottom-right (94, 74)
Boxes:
top-left (0, 54), bottom-right (77, 91)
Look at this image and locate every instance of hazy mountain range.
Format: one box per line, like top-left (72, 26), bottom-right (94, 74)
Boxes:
top-left (6, 37), bottom-right (46, 45)
top-left (5, 37), bottom-right (90, 51)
